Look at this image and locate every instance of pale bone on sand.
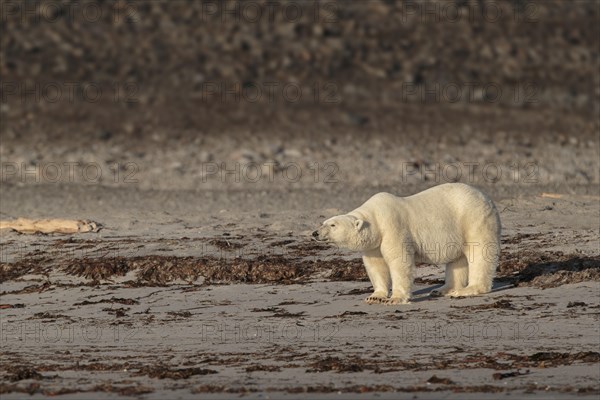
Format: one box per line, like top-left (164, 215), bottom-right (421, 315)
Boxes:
top-left (0, 218), bottom-right (100, 234)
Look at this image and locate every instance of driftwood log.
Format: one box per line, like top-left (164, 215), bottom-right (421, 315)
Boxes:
top-left (0, 218), bottom-right (100, 234)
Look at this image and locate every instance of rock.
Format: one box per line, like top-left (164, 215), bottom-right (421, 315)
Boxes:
top-left (198, 151), bottom-right (212, 163)
top-left (98, 130), bottom-right (112, 141)
top-left (283, 148), bottom-right (302, 158)
top-left (229, 149), bottom-right (259, 164)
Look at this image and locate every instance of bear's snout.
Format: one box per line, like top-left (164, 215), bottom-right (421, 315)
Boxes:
top-left (312, 227), bottom-right (329, 241)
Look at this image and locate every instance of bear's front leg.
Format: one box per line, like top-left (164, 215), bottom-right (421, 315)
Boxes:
top-left (382, 251), bottom-right (414, 305)
top-left (362, 250), bottom-right (390, 304)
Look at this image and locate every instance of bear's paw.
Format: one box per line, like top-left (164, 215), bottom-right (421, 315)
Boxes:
top-left (383, 297), bottom-right (410, 306)
top-left (364, 294), bottom-right (388, 304)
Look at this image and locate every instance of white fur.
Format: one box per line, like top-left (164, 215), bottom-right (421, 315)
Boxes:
top-left (314, 183), bottom-right (501, 305)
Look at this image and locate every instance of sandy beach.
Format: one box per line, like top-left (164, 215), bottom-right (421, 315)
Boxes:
top-left (1, 121), bottom-right (599, 397)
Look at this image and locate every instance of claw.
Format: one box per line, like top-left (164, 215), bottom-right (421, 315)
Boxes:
top-left (430, 285), bottom-right (452, 297)
top-left (364, 295), bottom-right (387, 304)
top-left (383, 297), bottom-right (409, 306)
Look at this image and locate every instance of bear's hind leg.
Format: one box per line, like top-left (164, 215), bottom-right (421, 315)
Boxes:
top-left (363, 251), bottom-right (391, 304)
top-left (450, 207), bottom-right (500, 297)
top-left (431, 256), bottom-right (468, 297)
top-left (450, 240), bottom-right (498, 297)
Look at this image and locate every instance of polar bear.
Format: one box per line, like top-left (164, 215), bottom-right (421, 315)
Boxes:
top-left (312, 183), bottom-right (501, 305)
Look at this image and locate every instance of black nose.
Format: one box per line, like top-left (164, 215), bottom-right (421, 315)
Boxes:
top-left (312, 231), bottom-right (319, 237)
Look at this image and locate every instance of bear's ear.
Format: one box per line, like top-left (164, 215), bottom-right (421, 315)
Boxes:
top-left (354, 219), bottom-right (365, 231)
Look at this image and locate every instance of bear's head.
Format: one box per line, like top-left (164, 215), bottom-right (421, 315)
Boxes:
top-left (312, 214), bottom-right (380, 251)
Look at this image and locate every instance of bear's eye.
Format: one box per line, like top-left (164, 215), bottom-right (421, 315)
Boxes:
top-left (330, 224), bottom-right (335, 228)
